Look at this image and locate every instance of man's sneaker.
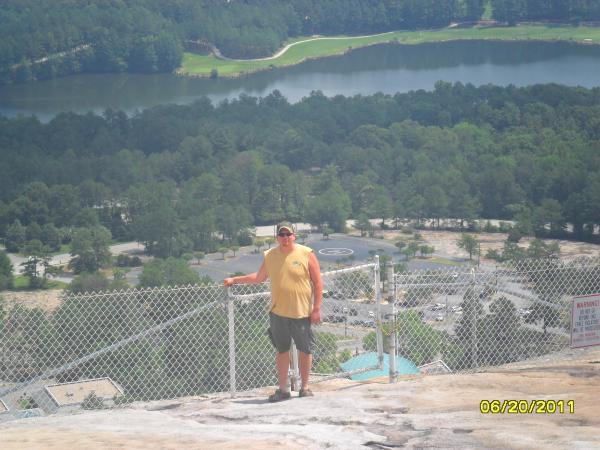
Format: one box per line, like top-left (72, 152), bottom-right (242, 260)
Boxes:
top-left (268, 389), bottom-right (291, 403)
top-left (299, 388), bottom-right (314, 398)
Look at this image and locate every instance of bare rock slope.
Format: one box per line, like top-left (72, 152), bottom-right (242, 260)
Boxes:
top-left (2, 347), bottom-right (599, 449)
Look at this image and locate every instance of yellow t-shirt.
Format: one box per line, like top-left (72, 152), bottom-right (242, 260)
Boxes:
top-left (264, 244), bottom-right (314, 319)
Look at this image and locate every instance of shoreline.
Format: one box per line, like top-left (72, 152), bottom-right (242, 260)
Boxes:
top-left (177, 24), bottom-right (600, 79)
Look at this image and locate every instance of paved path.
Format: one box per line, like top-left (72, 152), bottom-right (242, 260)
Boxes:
top-left (212, 31), bottom-right (396, 62)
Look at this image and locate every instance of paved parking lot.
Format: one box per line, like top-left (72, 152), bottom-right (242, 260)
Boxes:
top-left (193, 233), bottom-right (466, 282)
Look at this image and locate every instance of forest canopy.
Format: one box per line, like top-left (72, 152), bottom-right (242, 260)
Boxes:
top-left (1, 83), bottom-right (600, 258)
top-left (3, 0), bottom-right (600, 83)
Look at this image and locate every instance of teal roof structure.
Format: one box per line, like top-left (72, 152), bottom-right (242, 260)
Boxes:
top-left (340, 352), bottom-right (419, 381)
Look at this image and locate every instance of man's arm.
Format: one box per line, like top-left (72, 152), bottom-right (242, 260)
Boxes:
top-left (223, 261), bottom-right (268, 287)
top-left (308, 251), bottom-right (323, 324)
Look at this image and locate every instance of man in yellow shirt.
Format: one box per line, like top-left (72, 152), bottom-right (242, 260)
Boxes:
top-left (224, 222), bottom-right (323, 402)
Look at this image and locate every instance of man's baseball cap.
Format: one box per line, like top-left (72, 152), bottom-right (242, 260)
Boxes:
top-left (276, 221), bottom-right (295, 234)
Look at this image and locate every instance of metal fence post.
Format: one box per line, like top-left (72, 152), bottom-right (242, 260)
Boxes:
top-left (470, 268), bottom-right (478, 369)
top-left (387, 263), bottom-right (397, 383)
top-left (374, 255), bottom-right (384, 370)
top-left (227, 287), bottom-right (236, 397)
top-left (289, 343), bottom-right (299, 391)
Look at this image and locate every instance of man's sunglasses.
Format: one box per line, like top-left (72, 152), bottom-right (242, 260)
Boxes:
top-left (277, 232), bottom-right (293, 237)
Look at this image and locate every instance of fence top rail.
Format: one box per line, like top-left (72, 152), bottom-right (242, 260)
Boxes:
top-left (394, 258), bottom-right (600, 279)
top-left (228, 262), bottom-right (377, 300)
top-left (61, 262), bottom-right (379, 301)
top-left (61, 282), bottom-right (221, 300)
top-left (323, 262), bottom-right (378, 276)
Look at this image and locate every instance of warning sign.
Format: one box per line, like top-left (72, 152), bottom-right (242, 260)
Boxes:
top-left (571, 294), bottom-right (600, 348)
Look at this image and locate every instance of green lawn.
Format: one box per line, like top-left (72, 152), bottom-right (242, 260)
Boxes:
top-left (425, 256), bottom-right (465, 267)
top-left (12, 275), bottom-right (68, 290)
top-left (12, 275), bottom-right (29, 289)
top-left (179, 24), bottom-right (600, 78)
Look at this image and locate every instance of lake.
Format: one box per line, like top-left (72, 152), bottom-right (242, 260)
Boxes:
top-left (2, 40), bottom-right (600, 121)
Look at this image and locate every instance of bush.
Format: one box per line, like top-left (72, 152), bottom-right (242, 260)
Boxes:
top-left (485, 249), bottom-right (502, 261)
top-left (116, 254), bottom-right (142, 267)
top-left (17, 393), bottom-right (39, 410)
top-left (68, 272), bottom-right (110, 293)
top-left (116, 254), bottom-right (130, 267)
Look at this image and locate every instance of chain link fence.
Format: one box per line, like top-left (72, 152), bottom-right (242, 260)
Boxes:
top-left (2, 256), bottom-right (598, 418)
top-left (388, 257), bottom-right (600, 377)
top-left (0, 262), bottom-right (382, 418)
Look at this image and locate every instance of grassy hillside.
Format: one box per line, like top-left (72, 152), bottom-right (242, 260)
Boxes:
top-left (179, 25), bottom-right (600, 78)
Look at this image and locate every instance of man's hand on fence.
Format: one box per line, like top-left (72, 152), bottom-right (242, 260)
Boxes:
top-left (223, 278), bottom-right (234, 287)
top-left (310, 308), bottom-right (321, 324)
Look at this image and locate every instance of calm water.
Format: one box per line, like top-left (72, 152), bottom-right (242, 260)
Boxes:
top-left (2, 40), bottom-right (600, 121)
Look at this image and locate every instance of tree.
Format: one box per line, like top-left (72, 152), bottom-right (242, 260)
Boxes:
top-left (21, 239), bottom-right (51, 289)
top-left (457, 234), bottom-right (478, 260)
top-left (394, 311), bottom-right (442, 366)
top-left (527, 239), bottom-right (560, 259)
top-left (127, 182), bottom-right (191, 258)
top-left (5, 220), bottom-right (26, 253)
top-left (69, 226), bottom-right (112, 274)
top-left (306, 182), bottom-right (351, 232)
top-left (395, 240), bottom-right (407, 252)
top-left (502, 240), bottom-right (527, 262)
top-left (41, 223), bottom-right (61, 251)
top-left (230, 245), bottom-right (240, 256)
top-left (25, 222), bottom-right (42, 242)
top-left (478, 297), bottom-right (521, 365)
top-left (525, 302), bottom-right (561, 336)
top-left (0, 250), bottom-right (14, 290)
top-left (455, 287), bottom-right (485, 368)
top-left (73, 208), bottom-right (101, 228)
top-left (218, 246), bottom-right (229, 260)
top-left (407, 241), bottom-right (420, 258)
top-left (368, 189), bottom-right (394, 228)
top-left (253, 238), bottom-right (265, 253)
top-left (354, 214), bottom-right (373, 237)
top-left (533, 198), bottom-right (565, 237)
top-left (491, 0), bottom-right (527, 25)
top-left (419, 245), bottom-right (435, 257)
top-left (216, 205), bottom-right (253, 244)
top-left (194, 251), bottom-right (205, 265)
top-left (139, 257), bottom-right (200, 288)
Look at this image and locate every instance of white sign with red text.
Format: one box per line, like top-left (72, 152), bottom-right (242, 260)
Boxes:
top-left (571, 294), bottom-right (600, 348)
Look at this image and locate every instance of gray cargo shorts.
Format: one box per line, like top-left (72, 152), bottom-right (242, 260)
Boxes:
top-left (268, 312), bottom-right (315, 355)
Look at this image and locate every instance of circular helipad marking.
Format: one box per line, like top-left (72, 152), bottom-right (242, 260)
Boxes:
top-left (318, 248), bottom-right (354, 256)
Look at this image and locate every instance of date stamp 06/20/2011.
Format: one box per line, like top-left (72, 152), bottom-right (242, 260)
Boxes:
top-left (480, 399), bottom-right (575, 414)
